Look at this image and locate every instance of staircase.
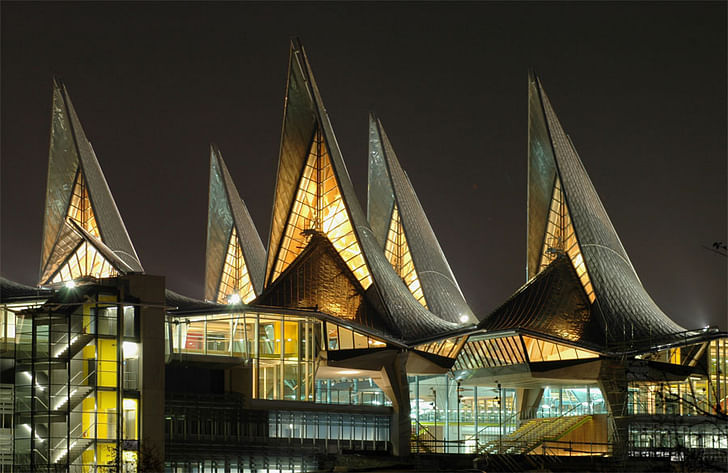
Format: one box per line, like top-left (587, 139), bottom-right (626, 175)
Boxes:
top-left (410, 421), bottom-right (436, 453)
top-left (52, 385), bottom-right (94, 411)
top-left (52, 333), bottom-right (94, 359)
top-left (479, 415), bottom-right (592, 454)
top-left (53, 437), bottom-right (94, 464)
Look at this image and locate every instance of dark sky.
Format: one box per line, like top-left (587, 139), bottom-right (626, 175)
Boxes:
top-left (1, 2), bottom-right (726, 330)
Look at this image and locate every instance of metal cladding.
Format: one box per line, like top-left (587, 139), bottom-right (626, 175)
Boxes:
top-left (261, 39), bottom-right (456, 342)
top-left (480, 255), bottom-right (599, 347)
top-left (367, 115), bottom-right (475, 325)
top-left (526, 73), bottom-right (685, 347)
top-left (39, 79), bottom-right (143, 284)
top-left (205, 145), bottom-right (266, 302)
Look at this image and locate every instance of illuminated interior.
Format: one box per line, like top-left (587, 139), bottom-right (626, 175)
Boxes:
top-left (454, 334), bottom-right (598, 370)
top-left (325, 321), bottom-right (387, 350)
top-left (68, 169), bottom-right (100, 238)
top-left (49, 168), bottom-right (120, 284)
top-left (416, 336), bottom-right (465, 359)
top-left (454, 335), bottom-right (527, 369)
top-left (15, 292), bottom-right (140, 472)
top-left (384, 205), bottom-right (427, 307)
top-left (538, 178), bottom-right (595, 303)
top-left (51, 241), bottom-right (119, 283)
top-left (272, 128), bottom-right (372, 289)
top-left (521, 336), bottom-right (598, 362)
top-left (216, 227), bottom-right (256, 304)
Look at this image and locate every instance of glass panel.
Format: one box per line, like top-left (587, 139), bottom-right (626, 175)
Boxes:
top-left (339, 327), bottom-right (354, 350)
top-left (384, 205), bottom-right (427, 307)
top-left (537, 178), bottom-right (595, 302)
top-left (216, 227), bottom-right (256, 304)
top-left (272, 128), bottom-right (372, 289)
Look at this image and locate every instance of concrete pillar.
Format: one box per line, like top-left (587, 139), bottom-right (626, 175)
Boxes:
top-left (597, 359), bottom-right (628, 457)
top-left (125, 274), bottom-right (166, 463)
top-left (376, 351), bottom-right (410, 457)
top-left (516, 388), bottom-right (544, 422)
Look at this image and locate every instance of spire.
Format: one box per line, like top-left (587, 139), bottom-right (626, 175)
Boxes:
top-left (205, 145), bottom-right (266, 303)
top-left (367, 115), bottom-right (475, 325)
top-left (39, 79), bottom-right (143, 285)
top-left (262, 40), bottom-right (456, 341)
top-left (527, 73), bottom-right (684, 342)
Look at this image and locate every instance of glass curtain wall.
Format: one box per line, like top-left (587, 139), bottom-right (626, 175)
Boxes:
top-left (408, 374), bottom-right (517, 453)
top-left (168, 312), bottom-right (321, 402)
top-left (408, 376), bottom-right (606, 454)
top-left (14, 291), bottom-right (140, 473)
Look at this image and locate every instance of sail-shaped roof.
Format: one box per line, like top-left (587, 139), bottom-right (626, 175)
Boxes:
top-left (524, 72), bottom-right (684, 346)
top-left (261, 39), bottom-right (456, 342)
top-left (205, 145), bottom-right (266, 303)
top-left (39, 79), bottom-right (143, 285)
top-left (367, 115), bottom-right (475, 325)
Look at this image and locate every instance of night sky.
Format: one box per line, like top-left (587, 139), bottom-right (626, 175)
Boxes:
top-left (1, 2), bottom-right (726, 330)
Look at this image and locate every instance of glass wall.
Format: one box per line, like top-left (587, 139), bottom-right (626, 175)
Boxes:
top-left (408, 375), bottom-right (606, 454)
top-left (408, 374), bottom-right (518, 453)
top-left (628, 339), bottom-right (728, 417)
top-left (168, 312), bottom-right (321, 402)
top-left (269, 410), bottom-right (389, 442)
top-left (537, 386), bottom-right (606, 417)
top-left (314, 378), bottom-right (390, 407)
top-left (13, 291), bottom-right (140, 473)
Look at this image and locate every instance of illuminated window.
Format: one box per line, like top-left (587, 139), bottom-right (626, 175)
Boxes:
top-left (384, 205), bottom-right (427, 307)
top-left (522, 336), bottom-right (598, 362)
top-left (325, 321), bottom-right (386, 351)
top-left (272, 128), bottom-right (372, 289)
top-left (216, 227), bottom-right (256, 304)
top-left (67, 169), bottom-right (100, 237)
top-left (453, 336), bottom-right (526, 369)
top-left (50, 241), bottom-right (119, 283)
top-left (538, 178), bottom-right (595, 303)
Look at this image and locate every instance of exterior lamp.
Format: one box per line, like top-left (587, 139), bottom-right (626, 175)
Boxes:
top-left (228, 293), bottom-right (241, 305)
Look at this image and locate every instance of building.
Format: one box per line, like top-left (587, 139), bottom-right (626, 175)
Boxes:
top-left (1, 39), bottom-right (726, 472)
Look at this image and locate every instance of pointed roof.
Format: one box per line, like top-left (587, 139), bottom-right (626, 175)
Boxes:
top-left (39, 79), bottom-right (143, 284)
top-left (205, 145), bottom-right (266, 302)
top-left (527, 73), bottom-right (684, 345)
top-left (262, 39), bottom-right (456, 342)
top-left (367, 115), bottom-right (476, 325)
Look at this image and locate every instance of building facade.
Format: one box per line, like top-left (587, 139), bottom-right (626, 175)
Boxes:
top-left (0, 40), bottom-right (726, 472)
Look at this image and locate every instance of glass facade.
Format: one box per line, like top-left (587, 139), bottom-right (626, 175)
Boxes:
top-left (269, 410), bottom-right (389, 442)
top-left (271, 128), bottom-right (372, 290)
top-left (168, 311), bottom-right (321, 401)
top-left (453, 334), bottom-right (598, 370)
top-left (383, 205), bottom-right (426, 307)
top-left (538, 178), bottom-right (595, 303)
top-left (408, 374), bottom-right (607, 454)
top-left (416, 337), bottom-right (465, 359)
top-left (13, 291), bottom-right (139, 472)
top-left (216, 228), bottom-right (256, 305)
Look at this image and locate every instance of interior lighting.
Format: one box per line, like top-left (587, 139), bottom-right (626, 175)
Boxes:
top-left (459, 315), bottom-right (470, 324)
top-left (228, 293), bottom-right (241, 305)
top-left (339, 370), bottom-right (360, 375)
top-left (64, 280), bottom-right (76, 289)
top-left (123, 341), bottom-right (139, 359)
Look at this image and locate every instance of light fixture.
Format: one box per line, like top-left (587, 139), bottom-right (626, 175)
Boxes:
top-left (123, 341), bottom-right (139, 359)
top-left (459, 315), bottom-right (470, 324)
top-left (64, 280), bottom-right (76, 289)
top-left (228, 293), bottom-right (241, 305)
